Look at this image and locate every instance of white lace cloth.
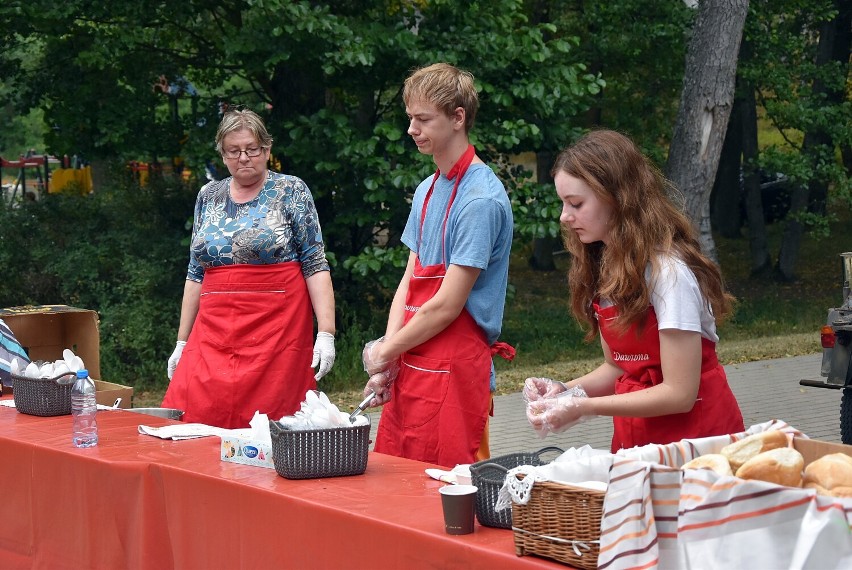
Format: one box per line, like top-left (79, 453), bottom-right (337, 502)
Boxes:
top-left (495, 445), bottom-right (612, 512)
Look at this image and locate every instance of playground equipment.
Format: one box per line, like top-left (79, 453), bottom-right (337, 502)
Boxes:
top-left (0, 151), bottom-right (56, 201)
top-left (1, 152), bottom-right (92, 204)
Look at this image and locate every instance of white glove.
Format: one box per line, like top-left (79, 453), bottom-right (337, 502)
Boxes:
top-left (311, 332), bottom-right (336, 381)
top-left (167, 341), bottom-right (186, 381)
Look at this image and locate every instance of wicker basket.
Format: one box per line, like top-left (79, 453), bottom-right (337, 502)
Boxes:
top-left (469, 446), bottom-right (563, 529)
top-left (269, 419), bottom-right (370, 479)
top-left (512, 479), bottom-right (606, 570)
top-left (11, 370), bottom-right (76, 417)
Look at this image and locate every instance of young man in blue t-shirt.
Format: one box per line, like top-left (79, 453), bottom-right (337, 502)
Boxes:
top-left (361, 63), bottom-right (514, 467)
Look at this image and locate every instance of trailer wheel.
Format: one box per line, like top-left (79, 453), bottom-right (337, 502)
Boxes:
top-left (842, 387), bottom-right (852, 445)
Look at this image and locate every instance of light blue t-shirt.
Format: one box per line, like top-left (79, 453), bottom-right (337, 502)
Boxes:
top-left (401, 163), bottom-right (514, 388)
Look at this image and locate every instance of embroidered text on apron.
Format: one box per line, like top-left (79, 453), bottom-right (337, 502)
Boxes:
top-left (163, 263), bottom-right (315, 429)
top-left (374, 145), bottom-right (503, 467)
top-left (594, 302), bottom-right (744, 452)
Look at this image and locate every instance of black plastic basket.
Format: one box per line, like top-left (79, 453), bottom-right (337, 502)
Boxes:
top-left (11, 370), bottom-right (76, 417)
top-left (269, 418), bottom-right (371, 479)
top-left (469, 446), bottom-right (564, 529)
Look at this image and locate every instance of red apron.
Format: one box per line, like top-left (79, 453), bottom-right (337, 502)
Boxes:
top-left (594, 302), bottom-right (744, 452)
top-left (163, 263), bottom-right (316, 429)
top-left (374, 146), bottom-right (511, 468)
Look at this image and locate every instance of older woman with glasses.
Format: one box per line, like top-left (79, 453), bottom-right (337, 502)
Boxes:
top-left (162, 108), bottom-right (336, 429)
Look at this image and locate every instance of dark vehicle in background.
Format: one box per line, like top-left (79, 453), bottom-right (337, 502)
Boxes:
top-left (800, 252), bottom-right (852, 444)
top-left (749, 171), bottom-right (791, 224)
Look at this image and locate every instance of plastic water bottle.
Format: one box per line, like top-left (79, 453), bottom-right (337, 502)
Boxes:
top-left (71, 369), bottom-right (98, 448)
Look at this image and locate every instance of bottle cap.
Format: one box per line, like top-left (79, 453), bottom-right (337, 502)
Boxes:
top-left (76, 369), bottom-right (89, 378)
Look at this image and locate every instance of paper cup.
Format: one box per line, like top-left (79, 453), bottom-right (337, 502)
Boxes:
top-left (451, 464), bottom-right (472, 486)
top-left (439, 484), bottom-right (478, 535)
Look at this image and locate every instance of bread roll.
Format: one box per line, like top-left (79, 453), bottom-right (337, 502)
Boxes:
top-left (735, 447), bottom-right (804, 487)
top-left (804, 481), bottom-right (833, 497)
top-left (803, 453), bottom-right (852, 489)
top-left (804, 482), bottom-right (852, 498)
top-left (721, 430), bottom-right (788, 472)
top-left (682, 454), bottom-right (733, 476)
top-left (829, 486), bottom-right (852, 498)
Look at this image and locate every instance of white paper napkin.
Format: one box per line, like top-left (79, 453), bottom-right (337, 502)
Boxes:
top-left (137, 423), bottom-right (248, 440)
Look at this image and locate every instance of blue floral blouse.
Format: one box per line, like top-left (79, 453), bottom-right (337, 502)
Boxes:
top-left (186, 171), bottom-right (330, 282)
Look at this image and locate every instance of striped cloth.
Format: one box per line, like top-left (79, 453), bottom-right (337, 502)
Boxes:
top-left (599, 420), bottom-right (852, 569)
top-left (0, 318), bottom-right (30, 387)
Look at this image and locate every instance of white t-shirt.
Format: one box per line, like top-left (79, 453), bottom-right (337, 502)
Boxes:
top-left (598, 254), bottom-right (719, 342)
top-left (646, 254), bottom-right (719, 342)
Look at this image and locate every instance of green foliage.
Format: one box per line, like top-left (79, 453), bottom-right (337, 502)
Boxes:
top-left (343, 245), bottom-right (409, 292)
top-left (0, 104), bottom-right (46, 159)
top-left (503, 165), bottom-right (563, 240)
top-left (0, 0), bottom-right (604, 310)
top-left (0, 171), bottom-right (196, 390)
top-left (551, 0), bottom-right (694, 158)
top-left (742, 0), bottom-right (851, 211)
top-left (3, 0), bottom-right (846, 398)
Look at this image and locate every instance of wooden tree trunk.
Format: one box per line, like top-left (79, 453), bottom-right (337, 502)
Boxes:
top-left (710, 100), bottom-right (743, 238)
top-left (665, 0), bottom-right (749, 263)
top-left (739, 64), bottom-right (772, 276)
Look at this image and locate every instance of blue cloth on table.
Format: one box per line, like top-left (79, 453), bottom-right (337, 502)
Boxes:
top-left (0, 318), bottom-right (30, 387)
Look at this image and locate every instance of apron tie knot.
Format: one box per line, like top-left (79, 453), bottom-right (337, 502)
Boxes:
top-left (490, 341), bottom-right (516, 361)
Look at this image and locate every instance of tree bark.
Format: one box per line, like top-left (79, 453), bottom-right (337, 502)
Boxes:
top-left (710, 99), bottom-right (743, 238)
top-left (739, 55), bottom-right (772, 276)
top-left (665, 0), bottom-right (749, 263)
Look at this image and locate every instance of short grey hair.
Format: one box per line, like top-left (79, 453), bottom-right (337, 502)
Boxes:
top-left (214, 109), bottom-right (273, 154)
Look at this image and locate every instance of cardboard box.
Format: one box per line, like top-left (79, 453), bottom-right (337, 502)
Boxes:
top-left (792, 435), bottom-right (852, 465)
top-left (0, 304), bottom-right (133, 408)
top-left (220, 433), bottom-right (275, 470)
top-left (94, 380), bottom-right (134, 409)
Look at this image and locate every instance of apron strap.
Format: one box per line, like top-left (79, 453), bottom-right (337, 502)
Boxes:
top-left (417, 144), bottom-right (476, 266)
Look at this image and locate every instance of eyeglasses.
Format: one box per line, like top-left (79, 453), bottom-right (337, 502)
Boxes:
top-left (222, 147), bottom-right (265, 159)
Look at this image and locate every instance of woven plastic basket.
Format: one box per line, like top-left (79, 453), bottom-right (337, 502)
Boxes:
top-left (512, 479), bottom-right (605, 570)
top-left (11, 370), bottom-right (76, 417)
top-left (269, 419), bottom-right (370, 479)
top-left (469, 446), bottom-right (563, 529)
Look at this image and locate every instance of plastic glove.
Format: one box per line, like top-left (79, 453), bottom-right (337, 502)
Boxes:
top-left (362, 371), bottom-right (396, 408)
top-left (311, 331), bottom-right (336, 381)
top-left (167, 341), bottom-right (186, 381)
top-left (526, 385), bottom-right (591, 438)
top-left (362, 337), bottom-right (397, 376)
top-left (522, 377), bottom-right (568, 403)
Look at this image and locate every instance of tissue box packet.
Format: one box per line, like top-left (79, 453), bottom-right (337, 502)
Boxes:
top-left (220, 431), bottom-right (275, 469)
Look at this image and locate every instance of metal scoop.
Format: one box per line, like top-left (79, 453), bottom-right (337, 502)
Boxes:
top-left (348, 391), bottom-right (375, 423)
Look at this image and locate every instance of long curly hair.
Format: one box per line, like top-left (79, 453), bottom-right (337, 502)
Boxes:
top-left (551, 129), bottom-right (734, 340)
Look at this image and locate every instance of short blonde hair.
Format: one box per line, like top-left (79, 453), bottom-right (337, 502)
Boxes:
top-left (214, 109), bottom-right (273, 154)
top-left (403, 63), bottom-right (479, 132)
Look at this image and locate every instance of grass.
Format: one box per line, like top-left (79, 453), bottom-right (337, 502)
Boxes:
top-left (134, 205), bottom-right (849, 411)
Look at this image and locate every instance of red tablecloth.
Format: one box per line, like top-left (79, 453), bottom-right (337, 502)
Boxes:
top-left (0, 402), bottom-right (565, 569)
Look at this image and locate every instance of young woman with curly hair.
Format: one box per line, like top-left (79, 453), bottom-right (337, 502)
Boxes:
top-left (524, 129), bottom-right (744, 452)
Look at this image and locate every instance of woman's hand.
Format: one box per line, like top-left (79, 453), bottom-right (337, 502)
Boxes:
top-left (167, 341), bottom-right (186, 380)
top-left (311, 332), bottom-right (335, 381)
top-left (522, 377), bottom-right (567, 403)
top-left (525, 385), bottom-right (592, 437)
